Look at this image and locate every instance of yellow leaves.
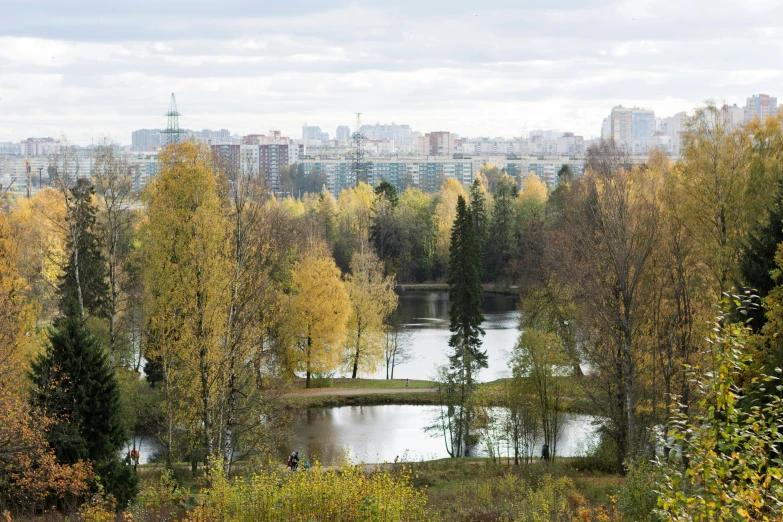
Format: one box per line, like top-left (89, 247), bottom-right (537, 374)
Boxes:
top-left (343, 250), bottom-right (398, 375)
top-left (187, 460), bottom-right (432, 521)
top-left (519, 172), bottom-right (547, 204)
top-left (434, 178), bottom-right (468, 265)
top-left (0, 211), bottom-right (38, 390)
top-left (287, 252), bottom-right (350, 376)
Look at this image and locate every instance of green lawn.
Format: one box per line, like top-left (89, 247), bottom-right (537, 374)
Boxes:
top-left (293, 377), bottom-right (436, 389)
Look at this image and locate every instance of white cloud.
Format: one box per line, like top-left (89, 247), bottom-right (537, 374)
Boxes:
top-left (1, 0), bottom-right (782, 144)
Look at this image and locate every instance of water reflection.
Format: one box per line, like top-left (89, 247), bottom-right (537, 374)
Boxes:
top-left (354, 291), bottom-right (520, 381)
top-left (290, 405), bottom-right (599, 466)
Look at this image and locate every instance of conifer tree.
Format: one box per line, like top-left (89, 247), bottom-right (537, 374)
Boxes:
top-left (447, 195), bottom-right (486, 384)
top-left (29, 315), bottom-right (138, 506)
top-left (487, 175), bottom-right (517, 281)
top-left (468, 179), bottom-right (488, 277)
top-left (739, 179), bottom-right (783, 331)
top-left (58, 179), bottom-right (108, 319)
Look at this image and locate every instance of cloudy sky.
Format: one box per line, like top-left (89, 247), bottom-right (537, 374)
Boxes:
top-left (1, 0), bottom-right (782, 145)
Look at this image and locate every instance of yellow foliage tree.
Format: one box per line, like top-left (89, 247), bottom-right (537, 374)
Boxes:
top-left (142, 141), bottom-right (231, 464)
top-left (519, 173), bottom-right (548, 204)
top-left (8, 188), bottom-right (68, 317)
top-left (434, 178), bottom-right (468, 271)
top-left (343, 249), bottom-right (398, 378)
top-left (0, 211), bottom-right (37, 391)
top-left (287, 250), bottom-right (350, 388)
top-left (336, 182), bottom-right (376, 265)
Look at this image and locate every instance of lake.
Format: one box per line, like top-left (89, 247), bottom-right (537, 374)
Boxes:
top-left (290, 405), bottom-right (600, 466)
top-left (352, 290), bottom-right (520, 381)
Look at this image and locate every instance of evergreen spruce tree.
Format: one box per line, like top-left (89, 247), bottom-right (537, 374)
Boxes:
top-left (58, 179), bottom-right (109, 318)
top-left (468, 179), bottom-right (488, 279)
top-left (487, 175), bottom-right (517, 282)
top-left (30, 315), bottom-right (138, 506)
top-left (447, 195), bottom-right (487, 384)
top-left (739, 179), bottom-right (783, 331)
top-left (374, 180), bottom-right (399, 207)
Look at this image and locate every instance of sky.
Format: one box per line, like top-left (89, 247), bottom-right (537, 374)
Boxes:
top-left (1, 0), bottom-right (783, 146)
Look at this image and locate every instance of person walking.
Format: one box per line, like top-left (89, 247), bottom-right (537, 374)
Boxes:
top-left (292, 451), bottom-right (300, 471)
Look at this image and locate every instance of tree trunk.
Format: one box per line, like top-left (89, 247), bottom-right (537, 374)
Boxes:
top-left (351, 345), bottom-right (360, 379)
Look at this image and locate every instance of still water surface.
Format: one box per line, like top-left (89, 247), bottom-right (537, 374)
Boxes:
top-left (354, 291), bottom-right (520, 381)
top-left (290, 405), bottom-right (600, 466)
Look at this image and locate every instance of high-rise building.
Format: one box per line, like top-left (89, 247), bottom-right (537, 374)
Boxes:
top-left (302, 125), bottom-right (329, 143)
top-left (131, 129), bottom-right (163, 152)
top-left (336, 126), bottom-right (351, 141)
top-left (745, 94), bottom-right (778, 122)
top-left (556, 133), bottom-right (585, 156)
top-left (417, 131), bottom-right (457, 156)
top-left (360, 123), bottom-right (420, 150)
top-left (261, 143), bottom-right (288, 192)
top-left (608, 106), bottom-right (655, 153)
top-left (20, 137), bottom-right (60, 156)
top-left (721, 104), bottom-right (746, 129)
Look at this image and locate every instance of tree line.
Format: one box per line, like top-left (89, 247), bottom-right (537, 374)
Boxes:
top-left (4, 101), bottom-right (783, 517)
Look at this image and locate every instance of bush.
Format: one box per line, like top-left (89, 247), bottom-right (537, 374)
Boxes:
top-left (185, 460), bottom-right (430, 521)
top-left (615, 459), bottom-right (660, 521)
top-left (655, 314), bottom-right (783, 520)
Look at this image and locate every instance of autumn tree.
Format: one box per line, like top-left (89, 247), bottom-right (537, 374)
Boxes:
top-left (382, 308), bottom-right (412, 379)
top-left (0, 211), bottom-right (37, 389)
top-left (0, 387), bottom-right (93, 515)
top-left (142, 141), bottom-right (230, 465)
top-left (517, 172), bottom-right (548, 226)
top-left (334, 182), bottom-right (376, 270)
top-left (287, 249), bottom-right (350, 388)
top-left (555, 141), bottom-right (660, 469)
top-left (8, 188), bottom-right (67, 318)
top-left (677, 103), bottom-right (757, 296)
top-left (396, 188), bottom-right (436, 282)
top-left (434, 178), bottom-right (468, 276)
top-left (370, 180), bottom-right (399, 267)
top-left (92, 143), bottom-right (138, 365)
top-left (512, 330), bottom-right (567, 460)
top-left (343, 249), bottom-right (398, 378)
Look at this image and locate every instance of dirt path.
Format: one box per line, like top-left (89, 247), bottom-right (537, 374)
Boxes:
top-left (285, 387), bottom-right (436, 397)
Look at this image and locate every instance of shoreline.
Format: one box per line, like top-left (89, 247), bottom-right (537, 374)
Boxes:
top-left (395, 283), bottom-right (520, 295)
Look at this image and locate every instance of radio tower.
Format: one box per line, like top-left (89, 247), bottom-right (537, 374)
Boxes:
top-left (350, 112), bottom-right (365, 187)
top-left (162, 93), bottom-right (184, 146)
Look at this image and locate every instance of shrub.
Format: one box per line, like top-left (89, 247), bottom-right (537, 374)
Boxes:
top-left (185, 460), bottom-right (431, 521)
top-left (655, 314), bottom-right (783, 520)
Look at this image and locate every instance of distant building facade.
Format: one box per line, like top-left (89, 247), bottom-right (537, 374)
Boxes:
top-left (131, 129), bottom-right (163, 152)
top-left (745, 94), bottom-right (778, 122)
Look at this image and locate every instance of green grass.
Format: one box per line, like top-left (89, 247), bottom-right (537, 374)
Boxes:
top-left (292, 377), bottom-right (436, 389)
top-left (283, 391), bottom-right (440, 409)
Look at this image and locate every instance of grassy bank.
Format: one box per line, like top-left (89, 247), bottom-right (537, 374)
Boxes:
top-left (283, 390), bottom-right (440, 409)
top-left (291, 377), bottom-right (436, 389)
top-left (396, 283), bottom-right (520, 295)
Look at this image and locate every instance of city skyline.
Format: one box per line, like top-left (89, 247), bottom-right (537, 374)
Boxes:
top-left (3, 0), bottom-right (783, 144)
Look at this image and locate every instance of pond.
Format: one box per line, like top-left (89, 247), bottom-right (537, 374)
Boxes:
top-left (352, 290), bottom-right (520, 382)
top-left (289, 405), bottom-right (600, 466)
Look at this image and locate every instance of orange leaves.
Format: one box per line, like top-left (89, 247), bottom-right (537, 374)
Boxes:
top-left (0, 388), bottom-right (92, 512)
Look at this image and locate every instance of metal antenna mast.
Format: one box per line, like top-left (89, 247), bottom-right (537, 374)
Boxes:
top-left (162, 93), bottom-right (184, 146)
top-left (350, 112), bottom-right (364, 187)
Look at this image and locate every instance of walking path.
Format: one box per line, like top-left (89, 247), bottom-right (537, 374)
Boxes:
top-left (284, 387), bottom-right (436, 397)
